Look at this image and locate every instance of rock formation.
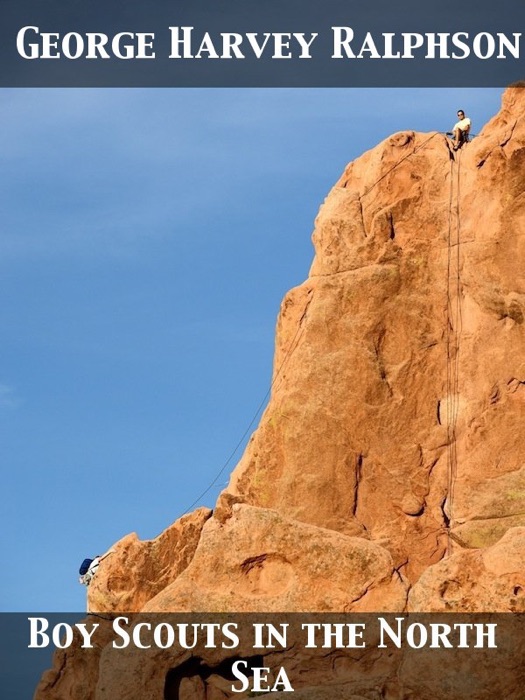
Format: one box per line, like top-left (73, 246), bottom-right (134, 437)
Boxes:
top-left (36, 86), bottom-right (525, 699)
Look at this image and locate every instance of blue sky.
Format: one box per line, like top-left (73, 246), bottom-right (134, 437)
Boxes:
top-left (1, 87), bottom-right (503, 611)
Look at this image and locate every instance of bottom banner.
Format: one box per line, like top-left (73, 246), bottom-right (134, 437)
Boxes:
top-left (2, 613), bottom-right (525, 699)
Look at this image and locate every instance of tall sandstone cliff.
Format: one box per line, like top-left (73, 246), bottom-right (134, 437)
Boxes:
top-left (37, 86), bottom-right (525, 699)
top-left (87, 86), bottom-right (525, 616)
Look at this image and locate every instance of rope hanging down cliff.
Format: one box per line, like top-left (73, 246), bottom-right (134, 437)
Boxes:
top-left (352, 128), bottom-right (465, 555)
top-left (356, 129), bottom-right (464, 554)
top-left (445, 149), bottom-right (463, 554)
top-left (182, 299), bottom-right (311, 514)
top-left (360, 132), bottom-right (442, 199)
top-left (183, 130), bottom-right (464, 521)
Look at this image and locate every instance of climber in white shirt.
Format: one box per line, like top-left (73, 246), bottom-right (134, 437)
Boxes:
top-left (451, 109), bottom-right (471, 150)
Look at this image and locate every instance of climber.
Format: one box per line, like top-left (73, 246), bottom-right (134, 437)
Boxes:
top-left (78, 549), bottom-right (115, 586)
top-left (448, 109), bottom-right (471, 151)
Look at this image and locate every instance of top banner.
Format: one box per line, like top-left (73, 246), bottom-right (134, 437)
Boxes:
top-left (1, 0), bottom-right (524, 87)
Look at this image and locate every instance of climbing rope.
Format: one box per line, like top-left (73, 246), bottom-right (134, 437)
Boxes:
top-left (349, 125), bottom-right (466, 554)
top-left (360, 131), bottom-right (442, 199)
top-left (182, 297), bottom-right (310, 515)
top-left (348, 125), bottom-right (465, 554)
top-left (445, 148), bottom-right (463, 553)
top-left (356, 126), bottom-right (466, 554)
top-left (182, 129), bottom-right (465, 525)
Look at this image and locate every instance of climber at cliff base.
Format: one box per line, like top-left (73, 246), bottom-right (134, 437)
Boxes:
top-left (78, 548), bottom-right (115, 586)
top-left (450, 109), bottom-right (471, 151)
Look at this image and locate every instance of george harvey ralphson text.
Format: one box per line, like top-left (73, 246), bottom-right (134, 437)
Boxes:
top-left (28, 617), bottom-right (497, 693)
top-left (16, 26), bottom-right (522, 61)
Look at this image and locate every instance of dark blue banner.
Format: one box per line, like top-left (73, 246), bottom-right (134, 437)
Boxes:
top-left (2, 613), bottom-right (525, 699)
top-left (0, 0), bottom-right (523, 86)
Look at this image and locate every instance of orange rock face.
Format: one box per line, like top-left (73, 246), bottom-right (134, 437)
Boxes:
top-left (36, 85), bottom-right (525, 699)
top-left (88, 508), bottom-right (212, 613)
top-left (225, 84), bottom-right (525, 599)
top-left (142, 504), bottom-right (408, 613)
top-left (84, 85), bottom-right (525, 617)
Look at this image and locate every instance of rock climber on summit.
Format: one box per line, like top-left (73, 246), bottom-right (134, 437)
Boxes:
top-left (450, 109), bottom-right (471, 150)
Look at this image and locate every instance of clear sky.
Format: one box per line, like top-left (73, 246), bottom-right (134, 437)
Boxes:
top-left (1, 87), bottom-right (503, 612)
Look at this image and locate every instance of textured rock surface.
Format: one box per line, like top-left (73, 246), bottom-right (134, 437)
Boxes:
top-left (142, 504), bottom-right (408, 612)
top-left (37, 86), bottom-right (525, 699)
top-left (81, 86), bottom-right (524, 615)
top-left (408, 527), bottom-right (525, 612)
top-left (225, 85), bottom-right (525, 587)
top-left (82, 89), bottom-right (525, 610)
top-left (88, 507), bottom-right (212, 612)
